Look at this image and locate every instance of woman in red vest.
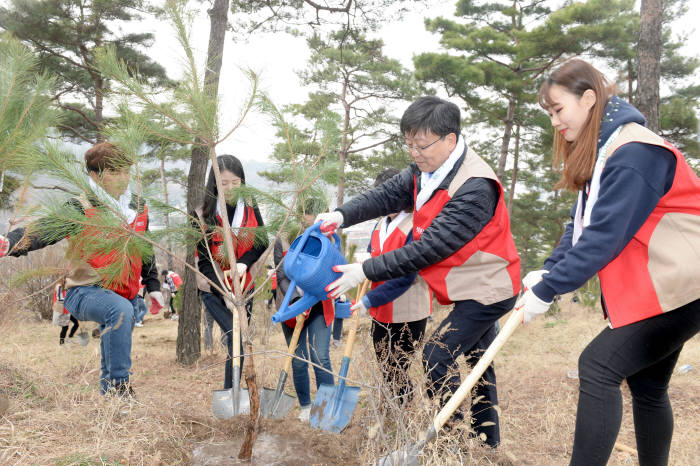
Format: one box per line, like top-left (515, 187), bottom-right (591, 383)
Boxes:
top-left (520, 59), bottom-right (700, 465)
top-left (196, 154), bottom-right (268, 392)
top-left (0, 142), bottom-right (163, 396)
top-left (351, 168), bottom-right (432, 406)
top-left (273, 198), bottom-right (336, 422)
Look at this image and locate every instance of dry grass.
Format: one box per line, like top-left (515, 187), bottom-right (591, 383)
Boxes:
top-left (0, 295), bottom-right (697, 465)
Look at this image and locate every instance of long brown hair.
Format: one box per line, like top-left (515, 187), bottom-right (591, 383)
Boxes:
top-left (539, 59), bottom-right (616, 191)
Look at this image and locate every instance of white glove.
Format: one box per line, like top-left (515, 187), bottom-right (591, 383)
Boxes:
top-left (236, 263), bottom-right (248, 289)
top-left (515, 289), bottom-right (552, 324)
top-left (326, 263), bottom-right (366, 299)
top-left (149, 291), bottom-right (165, 315)
top-left (338, 294), bottom-right (347, 303)
top-left (350, 296), bottom-right (369, 316)
top-left (0, 235), bottom-right (8, 258)
top-left (315, 211), bottom-right (344, 235)
top-left (522, 269), bottom-right (548, 291)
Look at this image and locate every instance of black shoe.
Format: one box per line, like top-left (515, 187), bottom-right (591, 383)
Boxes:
top-left (106, 381), bottom-right (135, 399)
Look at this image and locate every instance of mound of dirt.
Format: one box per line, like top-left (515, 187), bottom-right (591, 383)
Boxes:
top-left (192, 416), bottom-right (359, 465)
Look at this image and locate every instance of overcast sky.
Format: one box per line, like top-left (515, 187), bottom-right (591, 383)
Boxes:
top-left (142, 1), bottom-right (699, 168)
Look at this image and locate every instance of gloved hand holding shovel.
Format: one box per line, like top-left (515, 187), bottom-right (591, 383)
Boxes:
top-left (377, 304), bottom-right (526, 466)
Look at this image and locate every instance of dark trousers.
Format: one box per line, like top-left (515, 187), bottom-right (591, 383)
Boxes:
top-left (332, 317), bottom-right (343, 340)
top-left (372, 318), bottom-right (427, 405)
top-left (59, 315), bottom-right (80, 344)
top-left (570, 298), bottom-right (700, 466)
top-left (422, 296), bottom-right (516, 448)
top-left (200, 292), bottom-right (253, 390)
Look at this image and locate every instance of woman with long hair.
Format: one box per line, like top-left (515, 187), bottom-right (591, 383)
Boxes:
top-left (195, 154), bottom-right (268, 391)
top-left (519, 59), bottom-right (700, 465)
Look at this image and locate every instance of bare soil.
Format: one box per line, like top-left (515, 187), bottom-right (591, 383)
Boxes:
top-left (0, 294), bottom-right (697, 465)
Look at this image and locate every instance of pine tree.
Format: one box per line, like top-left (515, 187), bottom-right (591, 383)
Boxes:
top-left (0, 0), bottom-right (170, 143)
top-left (266, 28), bottom-right (415, 205)
top-left (0, 35), bottom-right (59, 211)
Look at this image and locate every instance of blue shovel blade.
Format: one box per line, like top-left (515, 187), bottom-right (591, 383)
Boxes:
top-left (309, 382), bottom-right (361, 433)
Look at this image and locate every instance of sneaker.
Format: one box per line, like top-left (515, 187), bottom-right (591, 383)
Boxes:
top-left (298, 405), bottom-right (311, 422)
top-left (170, 314), bottom-right (179, 321)
top-left (106, 381), bottom-right (135, 400)
top-left (331, 339), bottom-right (342, 348)
top-left (134, 321), bottom-right (144, 327)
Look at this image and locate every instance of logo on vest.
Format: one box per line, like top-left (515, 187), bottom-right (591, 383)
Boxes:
top-left (415, 226), bottom-right (425, 235)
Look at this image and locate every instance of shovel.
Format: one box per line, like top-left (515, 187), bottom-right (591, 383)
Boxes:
top-left (75, 331), bottom-right (89, 346)
top-left (260, 313), bottom-right (305, 419)
top-left (310, 279), bottom-right (370, 432)
top-left (377, 305), bottom-right (525, 466)
top-left (212, 271), bottom-right (251, 419)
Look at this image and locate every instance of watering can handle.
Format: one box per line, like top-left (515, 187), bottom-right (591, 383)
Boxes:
top-left (285, 221), bottom-right (321, 269)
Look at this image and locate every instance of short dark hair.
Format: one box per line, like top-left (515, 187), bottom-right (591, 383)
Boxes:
top-left (374, 168), bottom-right (400, 187)
top-left (84, 142), bottom-right (132, 173)
top-left (400, 96), bottom-right (461, 139)
top-left (161, 270), bottom-right (168, 276)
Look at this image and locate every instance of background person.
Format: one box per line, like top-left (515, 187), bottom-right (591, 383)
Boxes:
top-left (351, 168), bottom-right (432, 406)
top-left (0, 142), bottom-right (163, 396)
top-left (274, 198), bottom-right (337, 422)
top-left (53, 284), bottom-right (80, 345)
top-left (520, 59), bottom-right (700, 466)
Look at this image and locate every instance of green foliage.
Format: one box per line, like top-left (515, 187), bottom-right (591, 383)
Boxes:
top-left (0, 34), bottom-right (58, 176)
top-left (0, 172), bottom-right (20, 209)
top-left (0, 0), bottom-right (170, 143)
top-left (577, 276), bottom-right (602, 310)
top-left (263, 27), bottom-right (417, 203)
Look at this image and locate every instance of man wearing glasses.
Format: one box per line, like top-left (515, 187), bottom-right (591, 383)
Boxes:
top-left (318, 96), bottom-right (521, 448)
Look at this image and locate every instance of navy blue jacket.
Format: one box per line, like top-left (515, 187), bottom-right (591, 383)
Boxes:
top-left (533, 97), bottom-right (677, 302)
top-left (361, 222), bottom-right (417, 309)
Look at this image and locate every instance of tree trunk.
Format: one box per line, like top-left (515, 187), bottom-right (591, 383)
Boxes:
top-left (177, 0), bottom-right (230, 366)
top-left (627, 58), bottom-right (635, 104)
top-left (636, 0), bottom-right (663, 132)
top-left (160, 156), bottom-right (174, 271)
top-left (95, 74), bottom-right (104, 141)
top-left (497, 97), bottom-right (516, 180)
top-left (507, 124), bottom-right (520, 215)
top-left (337, 81), bottom-right (350, 206)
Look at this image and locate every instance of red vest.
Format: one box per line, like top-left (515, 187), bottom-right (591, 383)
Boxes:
top-left (412, 151), bottom-right (521, 305)
top-left (76, 205), bottom-right (149, 300)
top-left (596, 123), bottom-right (700, 327)
top-left (210, 205), bottom-right (258, 290)
top-left (369, 215), bottom-right (432, 323)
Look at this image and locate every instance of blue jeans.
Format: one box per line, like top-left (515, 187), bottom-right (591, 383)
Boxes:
top-left (200, 291), bottom-right (252, 389)
top-left (134, 296), bottom-right (147, 324)
top-left (281, 307), bottom-right (333, 407)
top-left (64, 285), bottom-right (137, 393)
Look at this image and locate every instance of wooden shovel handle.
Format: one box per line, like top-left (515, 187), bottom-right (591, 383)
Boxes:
top-left (223, 270), bottom-right (242, 368)
top-left (432, 305), bottom-right (525, 431)
top-left (342, 279), bottom-right (371, 359)
top-left (282, 313), bottom-right (306, 373)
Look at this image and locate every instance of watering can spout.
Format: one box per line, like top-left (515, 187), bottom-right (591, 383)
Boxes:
top-left (271, 293), bottom-right (319, 323)
top-left (270, 221), bottom-right (346, 324)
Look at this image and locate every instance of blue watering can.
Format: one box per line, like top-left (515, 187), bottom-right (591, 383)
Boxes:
top-left (271, 222), bottom-right (347, 323)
